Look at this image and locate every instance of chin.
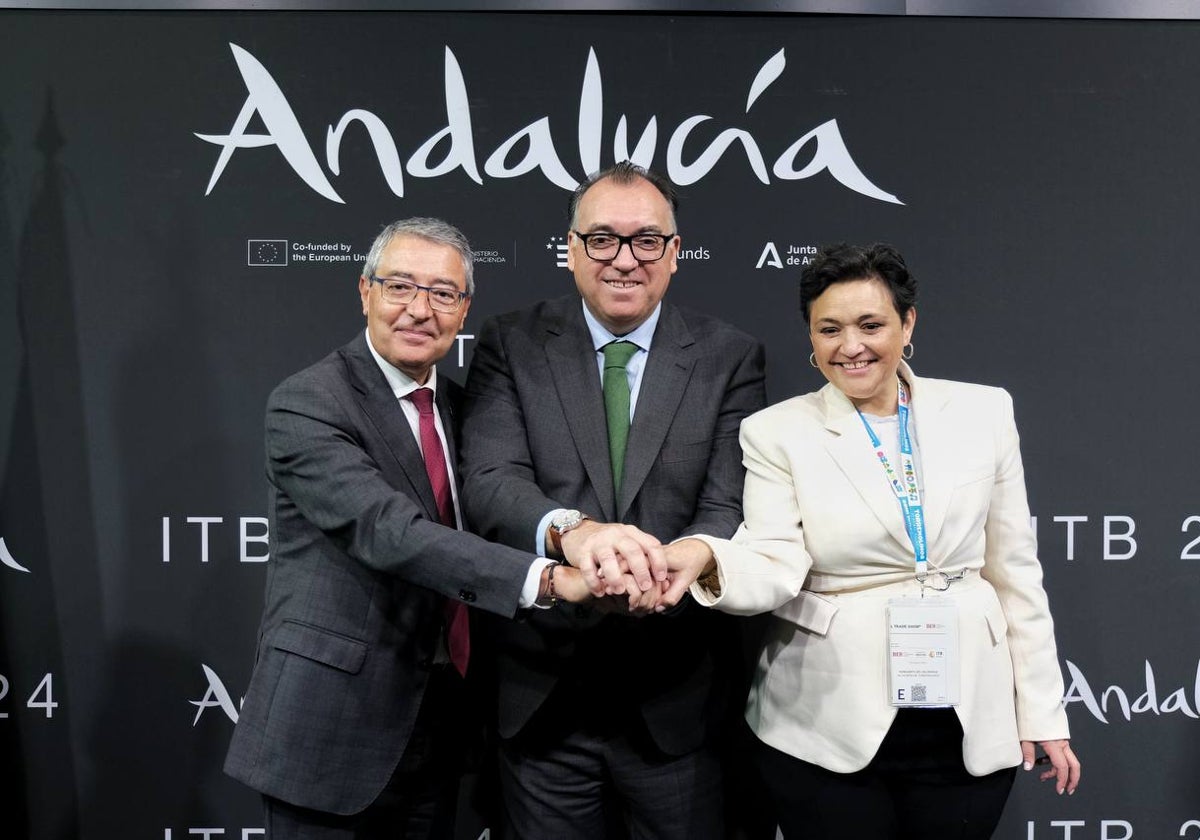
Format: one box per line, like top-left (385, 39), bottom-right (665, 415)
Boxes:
top-left (395, 354), bottom-right (434, 373)
top-left (836, 379), bottom-right (880, 402)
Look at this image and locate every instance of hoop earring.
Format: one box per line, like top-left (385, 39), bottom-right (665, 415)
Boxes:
top-left (902, 343), bottom-right (914, 360)
top-left (808, 352), bottom-right (818, 369)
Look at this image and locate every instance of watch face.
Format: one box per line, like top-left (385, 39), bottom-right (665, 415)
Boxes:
top-left (554, 510), bottom-right (582, 532)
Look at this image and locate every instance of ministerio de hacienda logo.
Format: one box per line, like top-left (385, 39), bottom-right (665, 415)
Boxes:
top-left (196, 44), bottom-right (903, 206)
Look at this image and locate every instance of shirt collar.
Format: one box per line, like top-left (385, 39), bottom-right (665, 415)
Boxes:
top-left (364, 327), bottom-right (438, 400)
top-left (580, 300), bottom-right (661, 353)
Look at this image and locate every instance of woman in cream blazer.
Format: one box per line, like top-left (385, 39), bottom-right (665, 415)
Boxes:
top-left (664, 243), bottom-right (1080, 839)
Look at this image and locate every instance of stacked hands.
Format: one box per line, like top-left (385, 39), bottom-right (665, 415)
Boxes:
top-left (539, 521), bottom-right (1083, 796)
top-left (543, 521), bottom-right (715, 615)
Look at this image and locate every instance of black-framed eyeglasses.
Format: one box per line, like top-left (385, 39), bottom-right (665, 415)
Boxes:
top-left (572, 231), bottom-right (676, 263)
top-left (367, 275), bottom-right (470, 313)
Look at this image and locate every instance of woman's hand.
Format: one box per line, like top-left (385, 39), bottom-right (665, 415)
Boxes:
top-left (1021, 739), bottom-right (1080, 795)
top-left (656, 539), bottom-right (718, 611)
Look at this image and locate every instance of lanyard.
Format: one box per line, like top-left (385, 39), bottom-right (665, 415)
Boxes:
top-left (857, 379), bottom-right (930, 580)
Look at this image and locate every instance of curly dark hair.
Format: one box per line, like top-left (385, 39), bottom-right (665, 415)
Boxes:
top-left (799, 243), bottom-right (916, 323)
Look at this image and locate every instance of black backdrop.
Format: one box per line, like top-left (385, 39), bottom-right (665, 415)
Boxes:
top-left (2, 9), bottom-right (1199, 840)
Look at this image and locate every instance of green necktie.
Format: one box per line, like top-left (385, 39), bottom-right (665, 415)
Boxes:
top-left (602, 340), bottom-right (639, 505)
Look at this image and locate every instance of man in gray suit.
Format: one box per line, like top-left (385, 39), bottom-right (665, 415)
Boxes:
top-left (224, 217), bottom-right (595, 840)
top-left (460, 162), bottom-right (768, 838)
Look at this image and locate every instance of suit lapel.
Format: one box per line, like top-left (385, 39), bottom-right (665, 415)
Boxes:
top-left (820, 382), bottom-right (915, 555)
top-left (342, 334), bottom-right (440, 521)
top-left (619, 305), bottom-right (695, 518)
top-left (543, 301), bottom-right (616, 520)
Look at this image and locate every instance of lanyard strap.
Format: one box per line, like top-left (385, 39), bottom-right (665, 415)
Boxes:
top-left (857, 379), bottom-right (929, 579)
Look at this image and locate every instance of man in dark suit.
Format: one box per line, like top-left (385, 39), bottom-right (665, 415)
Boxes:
top-left (460, 163), bottom-right (768, 839)
top-left (224, 217), bottom-right (594, 840)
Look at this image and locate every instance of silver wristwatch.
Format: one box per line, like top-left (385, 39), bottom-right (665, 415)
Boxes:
top-left (550, 509), bottom-right (587, 537)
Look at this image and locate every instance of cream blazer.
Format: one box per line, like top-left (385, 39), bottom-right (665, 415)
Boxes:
top-left (691, 364), bottom-right (1069, 776)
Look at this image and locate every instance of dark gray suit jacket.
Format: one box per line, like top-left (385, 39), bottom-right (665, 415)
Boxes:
top-left (224, 332), bottom-right (534, 815)
top-left (461, 296), bottom-right (766, 755)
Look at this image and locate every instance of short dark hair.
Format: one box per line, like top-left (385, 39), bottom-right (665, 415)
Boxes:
top-left (799, 243), bottom-right (916, 324)
top-left (566, 160), bottom-right (679, 231)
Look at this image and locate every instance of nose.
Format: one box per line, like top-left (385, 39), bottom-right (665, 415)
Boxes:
top-left (611, 240), bottom-right (640, 271)
top-left (839, 330), bottom-right (865, 356)
top-left (406, 287), bottom-right (433, 319)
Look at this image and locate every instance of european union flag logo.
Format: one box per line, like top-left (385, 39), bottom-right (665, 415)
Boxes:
top-left (248, 239), bottom-right (288, 266)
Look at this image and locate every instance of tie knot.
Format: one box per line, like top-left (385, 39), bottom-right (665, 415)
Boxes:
top-left (408, 387), bottom-right (435, 416)
top-left (603, 340), bottom-right (638, 370)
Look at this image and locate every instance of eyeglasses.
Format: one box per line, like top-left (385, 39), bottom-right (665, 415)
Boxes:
top-left (367, 275), bottom-right (470, 313)
top-left (572, 231), bottom-right (676, 263)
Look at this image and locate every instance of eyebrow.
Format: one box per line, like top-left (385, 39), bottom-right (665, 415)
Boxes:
top-left (815, 312), bottom-right (886, 324)
top-left (581, 225), bottom-right (668, 234)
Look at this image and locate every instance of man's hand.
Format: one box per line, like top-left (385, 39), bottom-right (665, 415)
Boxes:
top-left (624, 577), bottom-right (669, 616)
top-left (655, 539), bottom-right (717, 611)
top-left (541, 564), bottom-right (663, 615)
top-left (549, 563), bottom-right (593, 605)
top-left (560, 520), bottom-right (666, 597)
top-left (590, 575), bottom-right (669, 617)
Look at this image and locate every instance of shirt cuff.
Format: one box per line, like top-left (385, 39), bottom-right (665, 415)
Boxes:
top-left (536, 508), bottom-right (567, 556)
top-left (519, 557), bottom-right (559, 609)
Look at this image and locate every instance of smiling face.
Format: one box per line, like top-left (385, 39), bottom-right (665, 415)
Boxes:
top-left (567, 176), bottom-right (679, 335)
top-left (808, 277), bottom-right (916, 415)
top-left (358, 234), bottom-right (471, 384)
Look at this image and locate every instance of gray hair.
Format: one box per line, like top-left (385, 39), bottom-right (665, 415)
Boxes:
top-left (361, 217), bottom-right (475, 295)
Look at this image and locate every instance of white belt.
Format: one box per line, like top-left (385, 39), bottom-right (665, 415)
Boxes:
top-left (805, 566), bottom-right (980, 596)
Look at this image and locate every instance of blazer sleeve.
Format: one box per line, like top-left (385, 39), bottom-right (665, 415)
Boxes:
top-left (675, 335), bottom-right (767, 542)
top-left (977, 389), bottom-right (1070, 741)
top-left (459, 315), bottom-right (567, 550)
top-left (688, 408), bottom-right (813, 615)
top-left (266, 370), bottom-right (531, 619)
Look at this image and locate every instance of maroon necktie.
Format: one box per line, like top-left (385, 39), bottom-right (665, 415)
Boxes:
top-left (408, 387), bottom-right (469, 677)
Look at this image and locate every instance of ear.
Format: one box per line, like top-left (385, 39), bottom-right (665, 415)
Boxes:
top-left (565, 231), bottom-right (577, 273)
top-left (457, 295), bottom-right (472, 330)
top-left (902, 306), bottom-right (917, 343)
top-left (667, 234), bottom-right (680, 275)
top-left (358, 275), bottom-right (371, 317)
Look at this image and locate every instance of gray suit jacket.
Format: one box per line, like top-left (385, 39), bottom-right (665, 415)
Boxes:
top-left (224, 332), bottom-right (534, 815)
top-left (461, 296), bottom-right (766, 754)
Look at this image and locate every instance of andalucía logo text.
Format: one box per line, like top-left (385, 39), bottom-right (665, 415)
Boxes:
top-left (197, 45), bottom-right (902, 205)
top-left (1063, 659), bottom-right (1200, 723)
